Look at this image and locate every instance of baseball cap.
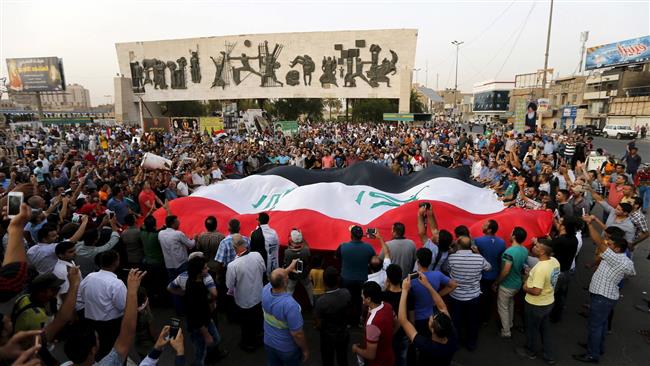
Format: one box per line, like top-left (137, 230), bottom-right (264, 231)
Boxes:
top-left (31, 273), bottom-right (65, 291)
top-left (188, 252), bottom-right (204, 260)
top-left (290, 229), bottom-right (303, 243)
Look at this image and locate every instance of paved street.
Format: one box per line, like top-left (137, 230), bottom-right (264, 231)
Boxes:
top-left (146, 230), bottom-right (649, 366)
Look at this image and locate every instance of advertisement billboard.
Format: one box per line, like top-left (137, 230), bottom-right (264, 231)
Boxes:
top-left (142, 117), bottom-right (171, 132)
top-left (199, 117), bottom-right (224, 134)
top-left (6, 57), bottom-right (66, 92)
top-left (585, 36), bottom-right (650, 70)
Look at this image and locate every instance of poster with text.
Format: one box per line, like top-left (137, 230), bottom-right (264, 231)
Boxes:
top-left (142, 117), bottom-right (171, 133)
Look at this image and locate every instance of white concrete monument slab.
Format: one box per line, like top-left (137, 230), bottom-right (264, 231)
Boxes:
top-left (114, 29), bottom-right (417, 121)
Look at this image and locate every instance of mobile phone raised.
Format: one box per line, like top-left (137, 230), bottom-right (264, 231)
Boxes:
top-left (7, 191), bottom-right (23, 219)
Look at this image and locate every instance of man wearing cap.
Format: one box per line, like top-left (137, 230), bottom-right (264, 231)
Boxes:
top-left (336, 225), bottom-right (376, 327)
top-left (226, 234), bottom-right (266, 352)
top-left (13, 267), bottom-right (81, 345)
top-left (284, 229), bottom-right (313, 305)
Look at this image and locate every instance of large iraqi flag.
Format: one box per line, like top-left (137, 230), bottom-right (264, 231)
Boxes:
top-left (154, 162), bottom-right (553, 251)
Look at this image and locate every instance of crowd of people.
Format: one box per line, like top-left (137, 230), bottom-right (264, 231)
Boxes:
top-left (0, 117), bottom-right (648, 366)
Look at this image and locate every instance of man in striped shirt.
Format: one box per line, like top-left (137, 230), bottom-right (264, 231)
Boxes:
top-left (444, 236), bottom-right (491, 351)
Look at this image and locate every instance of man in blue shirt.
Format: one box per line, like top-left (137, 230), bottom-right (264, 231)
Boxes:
top-left (262, 260), bottom-right (310, 365)
top-left (335, 225), bottom-right (375, 327)
top-left (410, 247), bottom-right (457, 339)
top-left (106, 187), bottom-right (130, 226)
top-left (474, 219), bottom-right (506, 325)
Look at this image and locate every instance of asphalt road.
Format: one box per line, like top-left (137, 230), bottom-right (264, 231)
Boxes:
top-left (464, 123), bottom-right (649, 159)
top-left (141, 132), bottom-right (649, 366)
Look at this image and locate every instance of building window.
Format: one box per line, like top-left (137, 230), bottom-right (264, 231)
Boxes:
top-left (572, 94), bottom-right (577, 103)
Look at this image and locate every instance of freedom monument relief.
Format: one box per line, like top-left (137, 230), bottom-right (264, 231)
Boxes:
top-left (114, 29), bottom-right (417, 122)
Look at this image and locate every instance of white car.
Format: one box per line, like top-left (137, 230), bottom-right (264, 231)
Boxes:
top-left (602, 125), bottom-right (637, 139)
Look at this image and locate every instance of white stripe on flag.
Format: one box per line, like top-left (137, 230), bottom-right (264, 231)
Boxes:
top-left (191, 175), bottom-right (504, 225)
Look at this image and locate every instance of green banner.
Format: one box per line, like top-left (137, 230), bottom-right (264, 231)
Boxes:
top-left (42, 117), bottom-right (93, 125)
top-left (383, 113), bottom-right (414, 121)
top-left (274, 121), bottom-right (299, 135)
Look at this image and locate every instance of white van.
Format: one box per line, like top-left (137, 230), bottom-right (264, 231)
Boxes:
top-left (602, 125), bottom-right (637, 139)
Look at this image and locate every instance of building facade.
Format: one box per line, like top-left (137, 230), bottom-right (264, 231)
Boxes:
top-left (472, 80), bottom-right (514, 122)
top-left (9, 83), bottom-right (92, 111)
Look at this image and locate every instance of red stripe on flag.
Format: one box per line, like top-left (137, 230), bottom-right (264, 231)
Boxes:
top-left (153, 197), bottom-right (552, 252)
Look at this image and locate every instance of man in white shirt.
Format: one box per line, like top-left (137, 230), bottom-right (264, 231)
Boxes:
top-left (28, 217), bottom-right (88, 275)
top-left (159, 215), bottom-right (196, 279)
top-left (256, 213), bottom-right (279, 277)
top-left (226, 234), bottom-right (266, 351)
top-left (53, 241), bottom-right (84, 310)
top-left (79, 250), bottom-right (126, 361)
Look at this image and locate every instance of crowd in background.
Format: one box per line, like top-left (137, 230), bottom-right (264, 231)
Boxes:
top-left (0, 117), bottom-right (648, 366)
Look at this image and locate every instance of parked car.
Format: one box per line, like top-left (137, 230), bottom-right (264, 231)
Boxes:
top-left (574, 125), bottom-right (601, 136)
top-left (602, 125), bottom-right (637, 139)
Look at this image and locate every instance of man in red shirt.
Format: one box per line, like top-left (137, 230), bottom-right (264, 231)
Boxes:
top-left (607, 174), bottom-right (627, 208)
top-left (352, 282), bottom-right (395, 366)
top-left (138, 180), bottom-right (162, 217)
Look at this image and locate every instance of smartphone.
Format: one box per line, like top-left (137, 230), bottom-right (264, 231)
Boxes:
top-left (295, 259), bottom-right (303, 274)
top-left (366, 228), bottom-right (377, 237)
top-left (168, 317), bottom-right (181, 340)
top-left (581, 207), bottom-right (586, 216)
top-left (408, 272), bottom-right (419, 280)
top-left (7, 191), bottom-right (23, 219)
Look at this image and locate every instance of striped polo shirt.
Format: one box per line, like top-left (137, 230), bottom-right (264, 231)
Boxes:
top-left (446, 250), bottom-right (491, 301)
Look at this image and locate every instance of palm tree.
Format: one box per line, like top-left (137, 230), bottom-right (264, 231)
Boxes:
top-left (323, 98), bottom-right (343, 121)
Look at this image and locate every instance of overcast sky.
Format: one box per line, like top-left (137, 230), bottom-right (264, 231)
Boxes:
top-left (1, 0), bottom-right (649, 106)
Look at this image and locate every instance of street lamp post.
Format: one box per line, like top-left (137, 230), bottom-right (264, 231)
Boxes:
top-left (452, 40), bottom-right (464, 122)
top-left (413, 68), bottom-right (421, 85)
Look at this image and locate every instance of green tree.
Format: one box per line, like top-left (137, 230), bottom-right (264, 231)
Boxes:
top-left (271, 98), bottom-right (323, 121)
top-left (160, 101), bottom-right (204, 116)
top-left (410, 88), bottom-right (426, 113)
top-left (323, 98), bottom-right (343, 121)
top-left (352, 99), bottom-right (398, 122)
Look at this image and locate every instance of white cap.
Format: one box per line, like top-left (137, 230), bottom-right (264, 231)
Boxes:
top-left (188, 252), bottom-right (204, 260)
top-left (290, 229), bottom-right (303, 243)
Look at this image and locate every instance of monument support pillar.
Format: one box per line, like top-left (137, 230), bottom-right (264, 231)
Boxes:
top-left (398, 65), bottom-right (411, 113)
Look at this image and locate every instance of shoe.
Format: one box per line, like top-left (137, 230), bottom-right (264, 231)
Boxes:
top-left (578, 342), bottom-right (604, 355)
top-left (572, 353), bottom-right (599, 363)
top-left (543, 358), bottom-right (558, 365)
top-left (515, 347), bottom-right (536, 360)
top-left (499, 331), bottom-right (512, 339)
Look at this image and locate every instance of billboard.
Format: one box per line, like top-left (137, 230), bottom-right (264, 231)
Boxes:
top-left (143, 117), bottom-right (171, 132)
top-left (274, 121), bottom-right (299, 136)
top-left (199, 116), bottom-right (224, 134)
top-left (585, 36), bottom-right (650, 70)
top-left (171, 117), bottom-right (199, 131)
top-left (6, 57), bottom-right (65, 92)
top-left (115, 29), bottom-right (416, 102)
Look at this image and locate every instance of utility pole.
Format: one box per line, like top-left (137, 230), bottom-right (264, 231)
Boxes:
top-left (425, 60), bottom-right (429, 88)
top-left (452, 40), bottom-right (464, 122)
top-left (578, 31), bottom-right (589, 74)
top-left (541, 0), bottom-right (554, 97)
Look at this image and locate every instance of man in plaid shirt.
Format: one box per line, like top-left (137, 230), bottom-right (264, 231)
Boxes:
top-left (573, 214), bottom-right (636, 363)
top-left (629, 197), bottom-right (649, 251)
